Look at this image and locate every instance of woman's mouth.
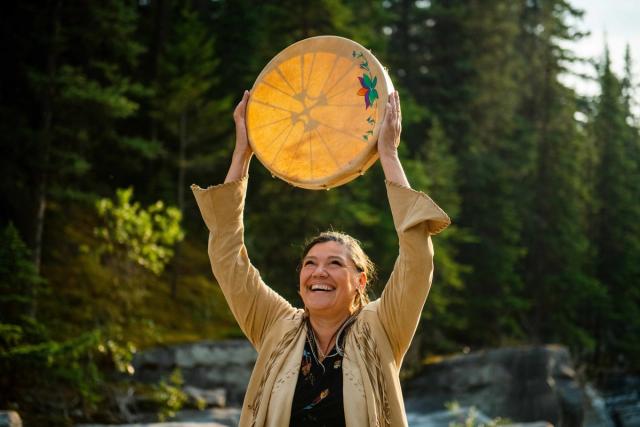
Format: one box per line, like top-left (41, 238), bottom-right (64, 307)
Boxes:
top-left (310, 283), bottom-right (334, 292)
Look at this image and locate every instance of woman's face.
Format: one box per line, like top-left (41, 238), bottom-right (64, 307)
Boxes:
top-left (299, 241), bottom-right (365, 319)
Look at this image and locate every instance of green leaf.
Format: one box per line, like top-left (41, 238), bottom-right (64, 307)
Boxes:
top-left (363, 73), bottom-right (372, 88)
top-left (368, 89), bottom-right (379, 105)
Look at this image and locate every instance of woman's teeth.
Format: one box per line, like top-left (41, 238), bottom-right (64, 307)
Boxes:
top-left (311, 284), bottom-right (333, 291)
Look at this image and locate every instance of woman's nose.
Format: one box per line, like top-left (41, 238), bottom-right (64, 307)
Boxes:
top-left (312, 264), bottom-right (328, 277)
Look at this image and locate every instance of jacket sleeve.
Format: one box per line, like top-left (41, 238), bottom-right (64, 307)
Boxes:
top-left (377, 180), bottom-right (451, 365)
top-left (191, 176), bottom-right (296, 351)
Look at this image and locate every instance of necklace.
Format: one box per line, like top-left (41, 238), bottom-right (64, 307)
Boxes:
top-left (305, 315), bottom-right (357, 372)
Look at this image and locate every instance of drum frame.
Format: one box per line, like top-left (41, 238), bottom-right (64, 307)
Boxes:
top-left (247, 35), bottom-right (394, 190)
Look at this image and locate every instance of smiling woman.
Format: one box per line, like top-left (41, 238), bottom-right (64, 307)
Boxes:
top-left (300, 240), bottom-right (364, 316)
top-left (299, 231), bottom-right (374, 312)
top-left (191, 90), bottom-right (450, 427)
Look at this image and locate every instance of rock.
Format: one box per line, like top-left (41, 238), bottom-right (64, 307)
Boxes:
top-left (407, 406), bottom-right (493, 427)
top-left (404, 345), bottom-right (585, 427)
top-left (583, 384), bottom-right (615, 427)
top-left (77, 408), bottom-right (242, 427)
top-left (0, 411), bottom-right (22, 427)
top-left (77, 423), bottom-right (227, 427)
top-left (173, 408), bottom-right (241, 426)
top-left (183, 386), bottom-right (226, 408)
top-left (599, 374), bottom-right (640, 427)
top-left (133, 340), bottom-right (256, 405)
top-left (502, 423), bottom-right (554, 427)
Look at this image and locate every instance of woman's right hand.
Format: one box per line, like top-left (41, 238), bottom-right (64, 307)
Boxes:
top-left (233, 90), bottom-right (253, 158)
top-left (225, 90), bottom-right (253, 182)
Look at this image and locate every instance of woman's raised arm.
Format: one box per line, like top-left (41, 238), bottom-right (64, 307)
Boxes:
top-left (192, 91), bottom-right (297, 351)
top-left (375, 91), bottom-right (451, 364)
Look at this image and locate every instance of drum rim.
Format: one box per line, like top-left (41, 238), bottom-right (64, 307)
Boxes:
top-left (247, 35), bottom-right (393, 190)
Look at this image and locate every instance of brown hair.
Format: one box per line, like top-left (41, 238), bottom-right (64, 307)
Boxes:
top-left (299, 231), bottom-right (376, 310)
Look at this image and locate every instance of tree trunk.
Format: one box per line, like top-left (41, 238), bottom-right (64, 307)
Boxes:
top-left (172, 110), bottom-right (188, 298)
top-left (32, 0), bottom-right (61, 317)
top-left (178, 110), bottom-right (187, 214)
top-left (33, 102), bottom-right (51, 277)
top-left (532, 30), bottom-right (553, 344)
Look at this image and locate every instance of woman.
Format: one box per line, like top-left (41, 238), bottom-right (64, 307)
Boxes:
top-left (192, 90), bottom-right (450, 427)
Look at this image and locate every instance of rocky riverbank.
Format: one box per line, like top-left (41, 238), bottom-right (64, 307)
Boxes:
top-left (132, 339), bottom-right (257, 406)
top-left (404, 345), bottom-right (600, 426)
top-left (65, 340), bottom-right (639, 426)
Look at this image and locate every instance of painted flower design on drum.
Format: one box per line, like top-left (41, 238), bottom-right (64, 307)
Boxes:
top-left (357, 74), bottom-right (379, 109)
top-left (353, 50), bottom-right (379, 110)
top-left (352, 50), bottom-right (379, 140)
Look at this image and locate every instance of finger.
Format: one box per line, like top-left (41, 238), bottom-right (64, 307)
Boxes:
top-left (241, 90), bottom-right (250, 114)
top-left (234, 90), bottom-right (250, 120)
top-left (241, 90), bottom-right (250, 110)
top-left (394, 96), bottom-right (402, 133)
top-left (385, 101), bottom-right (393, 123)
top-left (393, 93), bottom-right (401, 145)
top-left (391, 94), bottom-right (398, 115)
top-left (389, 96), bottom-right (397, 123)
top-left (389, 107), bottom-right (396, 125)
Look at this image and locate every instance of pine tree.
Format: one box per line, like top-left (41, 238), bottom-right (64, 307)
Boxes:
top-left (0, 224), bottom-right (45, 328)
top-left (406, 119), bottom-right (470, 352)
top-left (512, 0), bottom-right (601, 355)
top-left (456, 0), bottom-right (531, 344)
top-left (0, 1), bottom-right (146, 278)
top-left (155, 4), bottom-right (231, 209)
top-left (591, 47), bottom-right (640, 368)
top-left (0, 223), bottom-right (103, 425)
top-left (621, 44), bottom-right (638, 127)
top-left (150, 3), bottom-right (233, 296)
top-left (385, 0), bottom-right (529, 345)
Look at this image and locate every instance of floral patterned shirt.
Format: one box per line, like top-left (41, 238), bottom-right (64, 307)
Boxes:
top-left (289, 339), bottom-right (345, 427)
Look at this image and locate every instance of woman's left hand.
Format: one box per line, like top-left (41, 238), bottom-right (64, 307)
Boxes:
top-left (377, 91), bottom-right (410, 187)
top-left (378, 91), bottom-right (402, 159)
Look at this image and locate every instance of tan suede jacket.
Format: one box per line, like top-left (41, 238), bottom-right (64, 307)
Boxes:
top-left (191, 176), bottom-right (450, 427)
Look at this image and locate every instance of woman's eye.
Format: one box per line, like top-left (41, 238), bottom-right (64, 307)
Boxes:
top-left (304, 260), bottom-right (315, 266)
top-left (331, 260), bottom-right (343, 266)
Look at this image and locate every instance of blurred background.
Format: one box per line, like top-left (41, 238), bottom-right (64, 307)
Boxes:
top-left (0, 0), bottom-right (638, 426)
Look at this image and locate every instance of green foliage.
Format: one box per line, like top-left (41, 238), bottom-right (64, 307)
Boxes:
top-left (86, 186), bottom-right (186, 364)
top-left (445, 401), bottom-right (510, 427)
top-left (0, 186), bottom-right (189, 424)
top-left (95, 187), bottom-right (184, 275)
top-left (0, 223), bottom-right (104, 425)
top-left (393, 0), bottom-right (530, 344)
top-left (0, 223), bottom-right (46, 322)
top-left (97, 327), bottom-right (137, 376)
top-left (152, 369), bottom-right (188, 422)
top-left (152, 2), bottom-right (233, 227)
top-left (590, 47), bottom-right (640, 368)
top-left (43, 194), bottom-right (238, 345)
top-left (512, 0), bottom-right (603, 355)
top-left (404, 120), bottom-right (471, 351)
top-left (156, 7), bottom-right (219, 117)
top-left (26, 1), bottom-right (146, 192)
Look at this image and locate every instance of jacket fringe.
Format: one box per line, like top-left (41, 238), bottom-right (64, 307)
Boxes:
top-left (356, 321), bottom-right (391, 427)
top-left (249, 320), bottom-right (303, 427)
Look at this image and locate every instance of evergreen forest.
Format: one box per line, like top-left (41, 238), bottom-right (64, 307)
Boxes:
top-left (1, 0), bottom-right (639, 425)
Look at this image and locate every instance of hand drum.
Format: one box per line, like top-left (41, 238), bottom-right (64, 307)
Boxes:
top-left (246, 36), bottom-right (394, 190)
